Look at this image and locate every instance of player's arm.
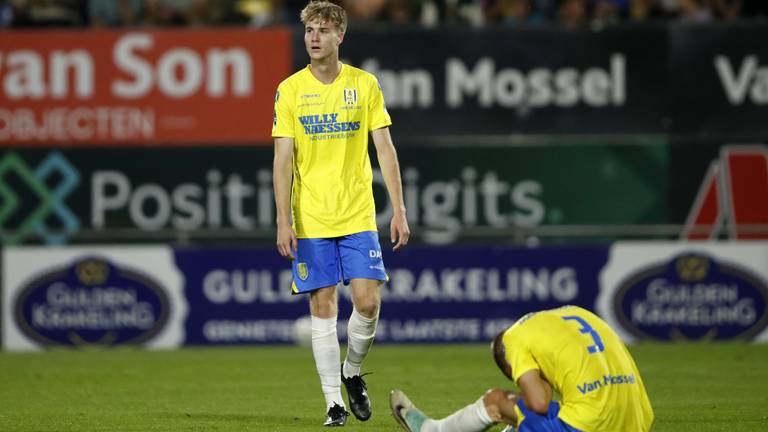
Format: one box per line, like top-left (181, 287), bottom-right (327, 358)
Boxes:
top-left (516, 369), bottom-right (553, 414)
top-left (273, 137), bottom-right (297, 260)
top-left (371, 127), bottom-right (410, 251)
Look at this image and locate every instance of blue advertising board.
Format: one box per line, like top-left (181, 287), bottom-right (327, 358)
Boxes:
top-left (6, 242), bottom-right (768, 350)
top-left (174, 245), bottom-right (610, 344)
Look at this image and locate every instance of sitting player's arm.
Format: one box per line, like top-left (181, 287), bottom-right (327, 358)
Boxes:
top-left (517, 369), bottom-right (552, 414)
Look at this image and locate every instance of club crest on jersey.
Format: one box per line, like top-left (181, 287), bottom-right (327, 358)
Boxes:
top-left (344, 88), bottom-right (357, 107)
top-left (297, 263), bottom-right (309, 281)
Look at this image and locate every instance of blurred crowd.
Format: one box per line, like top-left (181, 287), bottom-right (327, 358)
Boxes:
top-left (1, 0), bottom-right (768, 29)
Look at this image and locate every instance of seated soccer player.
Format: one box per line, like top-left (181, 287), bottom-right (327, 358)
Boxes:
top-left (391, 306), bottom-right (654, 432)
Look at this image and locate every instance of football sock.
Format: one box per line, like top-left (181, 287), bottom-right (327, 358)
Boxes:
top-left (311, 315), bottom-right (344, 410)
top-left (343, 308), bottom-right (378, 378)
top-left (422, 396), bottom-right (494, 432)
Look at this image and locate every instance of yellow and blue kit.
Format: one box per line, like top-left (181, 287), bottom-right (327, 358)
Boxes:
top-left (502, 306), bottom-right (654, 432)
top-left (271, 63), bottom-right (392, 239)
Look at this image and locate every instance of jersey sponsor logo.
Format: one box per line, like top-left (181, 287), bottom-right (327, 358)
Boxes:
top-left (613, 253), bottom-right (768, 341)
top-left (13, 257), bottom-right (171, 347)
top-left (577, 374), bottom-right (636, 395)
top-left (297, 262), bottom-right (309, 281)
top-left (369, 250), bottom-right (382, 259)
top-left (298, 113), bottom-right (361, 135)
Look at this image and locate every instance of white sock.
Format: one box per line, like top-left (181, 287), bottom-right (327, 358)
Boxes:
top-left (343, 308), bottom-right (378, 378)
top-left (422, 396), bottom-right (494, 432)
top-left (311, 315), bottom-right (344, 410)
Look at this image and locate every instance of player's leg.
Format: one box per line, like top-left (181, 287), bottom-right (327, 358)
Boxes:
top-left (346, 277), bottom-right (381, 376)
top-left (390, 388), bottom-right (517, 432)
top-left (309, 287), bottom-right (349, 426)
top-left (293, 237), bottom-right (348, 426)
top-left (337, 231), bottom-right (387, 421)
top-left (340, 277), bottom-right (380, 421)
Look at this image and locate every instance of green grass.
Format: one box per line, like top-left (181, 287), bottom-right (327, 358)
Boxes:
top-left (1, 343), bottom-right (767, 431)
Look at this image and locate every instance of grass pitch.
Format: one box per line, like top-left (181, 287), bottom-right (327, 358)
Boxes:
top-left (1, 343), bottom-right (767, 431)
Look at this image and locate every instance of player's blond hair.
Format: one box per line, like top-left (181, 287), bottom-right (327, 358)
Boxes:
top-left (300, 1), bottom-right (347, 34)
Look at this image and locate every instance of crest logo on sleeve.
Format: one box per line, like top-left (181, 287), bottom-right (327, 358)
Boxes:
top-left (344, 88), bottom-right (357, 107)
top-left (13, 257), bottom-right (170, 347)
top-left (297, 262), bottom-right (309, 281)
top-left (613, 253), bottom-right (768, 341)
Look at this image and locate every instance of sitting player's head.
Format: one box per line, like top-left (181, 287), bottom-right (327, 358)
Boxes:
top-left (491, 330), bottom-right (513, 380)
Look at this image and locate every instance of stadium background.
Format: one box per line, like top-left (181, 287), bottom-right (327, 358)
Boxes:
top-left (1, 1), bottom-right (768, 430)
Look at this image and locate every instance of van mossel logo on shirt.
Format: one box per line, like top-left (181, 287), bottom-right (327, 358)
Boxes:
top-left (612, 253), bottom-right (768, 341)
top-left (577, 373), bottom-right (636, 395)
top-left (13, 257), bottom-right (171, 347)
top-left (299, 113), bottom-right (361, 135)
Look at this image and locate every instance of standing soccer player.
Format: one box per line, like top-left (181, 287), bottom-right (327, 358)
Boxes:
top-left (272, 0), bottom-right (410, 427)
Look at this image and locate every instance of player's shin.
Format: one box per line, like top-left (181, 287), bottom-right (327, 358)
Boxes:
top-left (422, 396), bottom-right (495, 432)
top-left (311, 315), bottom-right (344, 409)
top-left (344, 308), bottom-right (378, 377)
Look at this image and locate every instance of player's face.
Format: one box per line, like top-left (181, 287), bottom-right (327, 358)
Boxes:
top-left (304, 19), bottom-right (343, 62)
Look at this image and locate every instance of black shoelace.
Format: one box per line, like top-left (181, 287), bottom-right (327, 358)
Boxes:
top-left (348, 372), bottom-right (372, 389)
top-left (328, 404), bottom-right (349, 419)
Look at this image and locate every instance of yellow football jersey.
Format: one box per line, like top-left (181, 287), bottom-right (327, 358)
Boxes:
top-left (271, 63), bottom-right (392, 238)
top-left (502, 306), bottom-right (654, 432)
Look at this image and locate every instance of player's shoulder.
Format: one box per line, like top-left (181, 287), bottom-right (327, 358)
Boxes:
top-left (344, 64), bottom-right (380, 86)
top-left (278, 67), bottom-right (309, 90)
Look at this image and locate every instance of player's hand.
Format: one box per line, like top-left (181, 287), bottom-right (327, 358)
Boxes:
top-left (276, 224), bottom-right (298, 260)
top-left (390, 212), bottom-right (410, 252)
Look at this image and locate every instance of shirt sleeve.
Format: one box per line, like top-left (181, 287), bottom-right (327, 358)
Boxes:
top-left (367, 75), bottom-right (392, 131)
top-left (272, 81), bottom-right (294, 138)
top-left (505, 333), bottom-right (540, 383)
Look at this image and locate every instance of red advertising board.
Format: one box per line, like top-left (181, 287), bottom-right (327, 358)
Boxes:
top-left (683, 145), bottom-right (768, 240)
top-left (0, 28), bottom-right (291, 145)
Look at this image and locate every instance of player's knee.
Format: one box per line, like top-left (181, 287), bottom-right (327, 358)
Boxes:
top-left (310, 292), bottom-right (338, 317)
top-left (483, 389), bottom-right (508, 410)
top-left (481, 389), bottom-right (509, 422)
top-left (485, 389), bottom-right (521, 409)
top-left (354, 298), bottom-right (380, 318)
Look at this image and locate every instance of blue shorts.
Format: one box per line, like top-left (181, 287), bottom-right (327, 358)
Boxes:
top-left (515, 400), bottom-right (581, 432)
top-left (291, 231), bottom-right (388, 294)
